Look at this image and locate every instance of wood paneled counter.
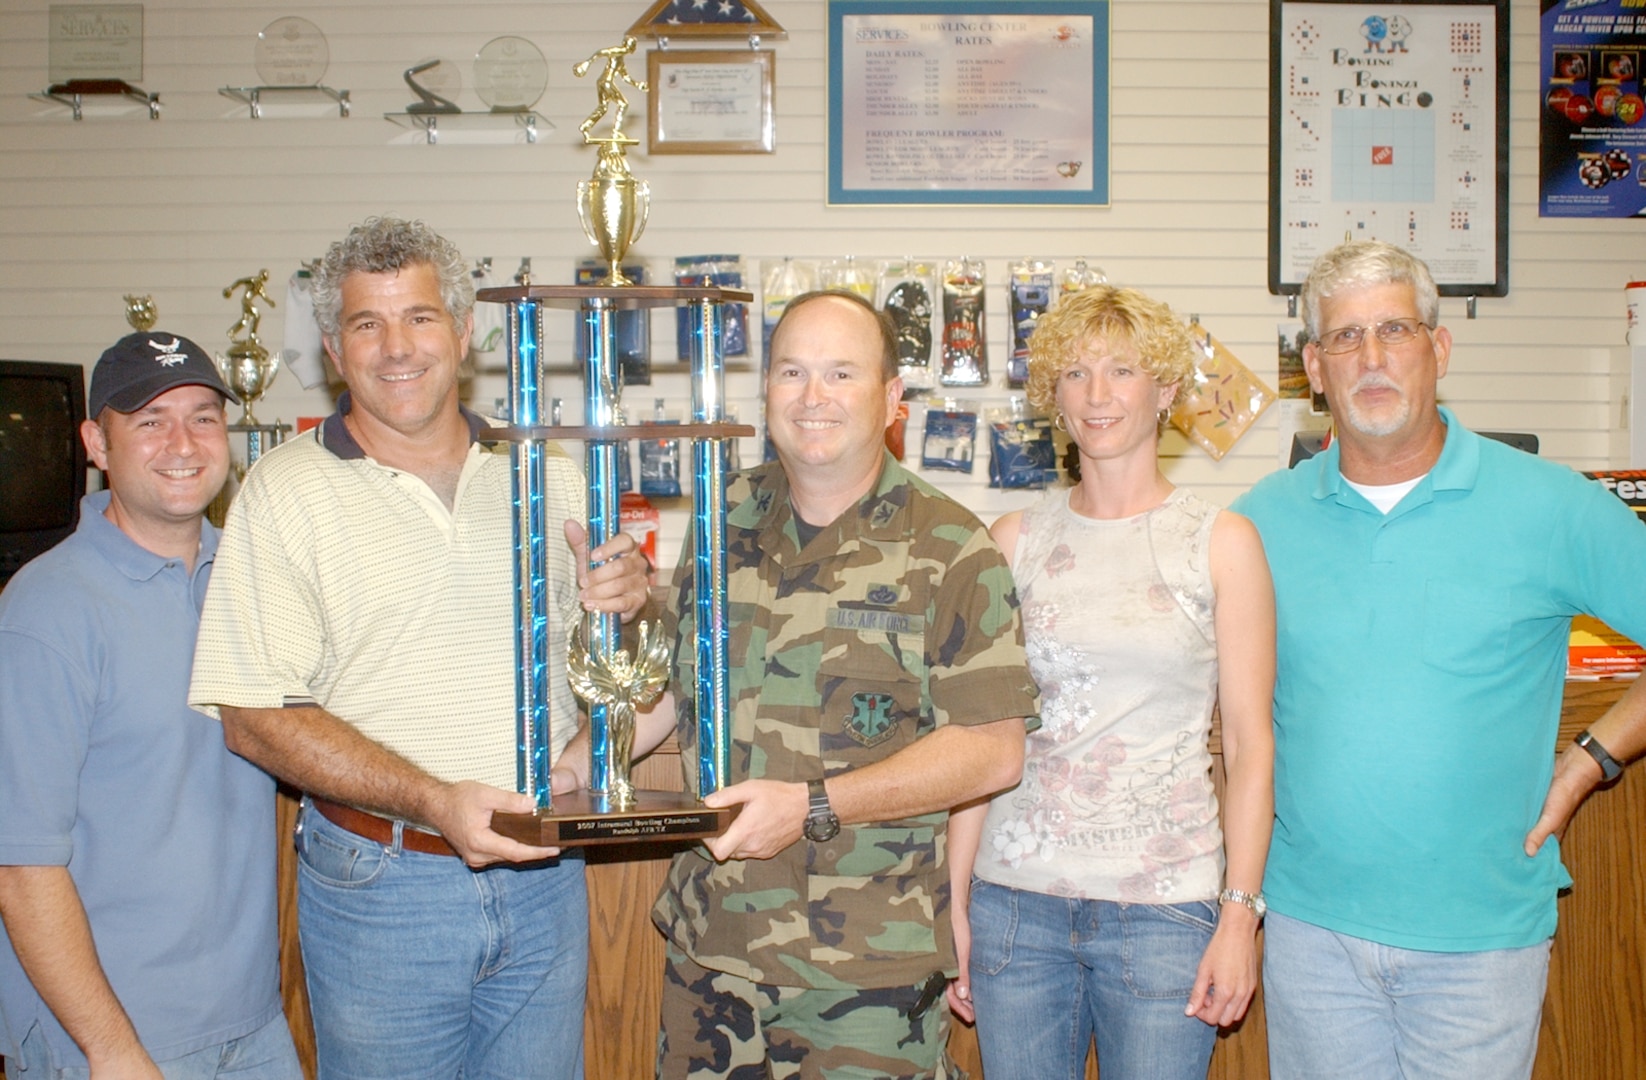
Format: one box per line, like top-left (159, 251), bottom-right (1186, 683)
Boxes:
top-left (268, 679), bottom-right (1646, 1080)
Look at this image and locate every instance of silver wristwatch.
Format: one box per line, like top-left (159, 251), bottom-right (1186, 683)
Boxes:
top-left (1218, 887), bottom-right (1267, 919)
top-left (803, 778), bottom-right (840, 842)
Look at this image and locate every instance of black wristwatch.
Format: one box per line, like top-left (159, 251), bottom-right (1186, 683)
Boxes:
top-left (803, 778), bottom-right (840, 842)
top-left (1575, 729), bottom-right (1625, 782)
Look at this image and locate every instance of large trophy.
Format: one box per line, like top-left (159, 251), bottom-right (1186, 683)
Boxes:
top-left (486, 39), bottom-right (751, 846)
top-left (217, 270), bottom-right (290, 467)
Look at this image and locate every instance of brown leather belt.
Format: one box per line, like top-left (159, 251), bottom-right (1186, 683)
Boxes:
top-left (310, 796), bottom-right (458, 858)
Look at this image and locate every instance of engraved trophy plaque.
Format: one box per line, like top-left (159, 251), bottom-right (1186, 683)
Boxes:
top-left (254, 17), bottom-right (328, 88)
top-left (474, 36), bottom-right (548, 114)
top-left (485, 39), bottom-right (750, 847)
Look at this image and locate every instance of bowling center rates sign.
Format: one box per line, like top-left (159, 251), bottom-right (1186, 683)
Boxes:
top-left (1540, 0), bottom-right (1646, 218)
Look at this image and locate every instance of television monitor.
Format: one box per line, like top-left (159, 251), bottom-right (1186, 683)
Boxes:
top-left (1, 359), bottom-right (88, 589)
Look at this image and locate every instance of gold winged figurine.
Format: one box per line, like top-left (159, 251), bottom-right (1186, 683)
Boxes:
top-left (567, 620), bottom-right (671, 809)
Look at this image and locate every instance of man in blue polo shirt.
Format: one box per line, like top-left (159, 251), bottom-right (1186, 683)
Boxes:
top-left (1235, 240), bottom-right (1646, 1080)
top-left (0, 332), bottom-right (299, 1079)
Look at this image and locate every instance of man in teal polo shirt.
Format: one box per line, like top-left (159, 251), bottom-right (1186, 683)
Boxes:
top-left (1235, 240), bottom-right (1646, 1080)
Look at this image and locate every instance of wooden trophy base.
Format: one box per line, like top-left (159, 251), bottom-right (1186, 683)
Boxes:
top-left (491, 788), bottom-right (738, 847)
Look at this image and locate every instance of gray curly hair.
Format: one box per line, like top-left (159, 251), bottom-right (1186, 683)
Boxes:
top-left (311, 216), bottom-right (474, 347)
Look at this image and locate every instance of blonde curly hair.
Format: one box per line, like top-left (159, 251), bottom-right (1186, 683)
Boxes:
top-left (1024, 285), bottom-right (1199, 416)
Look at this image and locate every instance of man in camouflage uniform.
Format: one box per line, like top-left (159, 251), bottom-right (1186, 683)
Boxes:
top-left (646, 290), bottom-right (1037, 1078)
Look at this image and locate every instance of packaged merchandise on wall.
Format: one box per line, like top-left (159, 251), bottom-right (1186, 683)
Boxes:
top-left (1060, 260), bottom-right (1108, 295)
top-left (922, 402), bottom-right (978, 472)
top-left (987, 400), bottom-right (1057, 489)
top-left (620, 492), bottom-right (661, 579)
top-left (761, 259), bottom-right (818, 367)
top-left (675, 254), bottom-right (748, 360)
top-left (1008, 259), bottom-right (1055, 388)
top-left (575, 259), bottom-right (651, 385)
top-left (638, 399), bottom-right (683, 499)
top-left (940, 257), bottom-right (988, 386)
top-left (820, 255), bottom-right (876, 298)
top-left (877, 258), bottom-right (937, 396)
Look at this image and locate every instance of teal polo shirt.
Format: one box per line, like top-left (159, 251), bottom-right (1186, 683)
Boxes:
top-left (1235, 408), bottom-right (1646, 951)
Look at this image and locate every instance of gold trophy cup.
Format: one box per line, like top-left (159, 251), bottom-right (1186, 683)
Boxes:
top-left (577, 149), bottom-right (650, 287)
top-left (217, 346), bottom-right (280, 427)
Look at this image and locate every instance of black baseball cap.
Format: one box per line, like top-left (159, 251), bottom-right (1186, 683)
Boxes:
top-left (88, 331), bottom-right (240, 417)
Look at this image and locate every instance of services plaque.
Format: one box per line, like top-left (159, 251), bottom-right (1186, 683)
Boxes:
top-left (49, 5), bottom-right (143, 84)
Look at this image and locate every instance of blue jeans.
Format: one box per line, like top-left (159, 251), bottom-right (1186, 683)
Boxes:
top-left (9, 1013), bottom-right (300, 1079)
top-left (967, 880), bottom-right (1218, 1080)
top-left (294, 801), bottom-right (588, 1080)
top-left (1263, 911), bottom-right (1551, 1080)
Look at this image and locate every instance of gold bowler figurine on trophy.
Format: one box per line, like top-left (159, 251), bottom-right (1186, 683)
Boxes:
top-left (218, 270), bottom-right (280, 426)
top-left (574, 37), bottom-right (649, 287)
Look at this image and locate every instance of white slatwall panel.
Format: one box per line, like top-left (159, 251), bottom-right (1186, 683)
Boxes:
top-left (2, 0), bottom-right (1640, 565)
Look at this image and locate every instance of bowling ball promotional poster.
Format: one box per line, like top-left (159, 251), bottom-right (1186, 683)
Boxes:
top-left (1540, 0), bottom-right (1646, 217)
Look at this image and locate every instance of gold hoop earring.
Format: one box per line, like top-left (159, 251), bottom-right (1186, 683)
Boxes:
top-left (1053, 413), bottom-right (1067, 432)
top-left (1157, 408), bottom-right (1170, 425)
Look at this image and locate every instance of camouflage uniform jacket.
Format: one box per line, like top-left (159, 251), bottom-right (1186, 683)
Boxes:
top-left (652, 454), bottom-right (1039, 990)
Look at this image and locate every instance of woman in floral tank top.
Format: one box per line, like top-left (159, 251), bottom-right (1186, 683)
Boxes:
top-left (949, 286), bottom-right (1276, 1079)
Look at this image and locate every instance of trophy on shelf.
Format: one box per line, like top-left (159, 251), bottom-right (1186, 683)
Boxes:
top-left (485, 37), bottom-right (753, 846)
top-left (123, 294), bottom-right (157, 332)
top-left (403, 59), bottom-right (460, 115)
top-left (217, 269), bottom-right (290, 467)
top-left (474, 36), bottom-right (548, 115)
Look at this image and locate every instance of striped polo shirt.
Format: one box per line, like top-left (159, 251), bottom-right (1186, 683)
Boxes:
top-left (189, 398), bottom-right (585, 789)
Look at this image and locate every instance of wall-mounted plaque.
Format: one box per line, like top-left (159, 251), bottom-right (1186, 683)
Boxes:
top-left (255, 16), bottom-right (329, 88)
top-left (49, 4), bottom-right (144, 83)
top-left (474, 35), bottom-right (548, 112)
top-left (648, 49), bottom-right (776, 154)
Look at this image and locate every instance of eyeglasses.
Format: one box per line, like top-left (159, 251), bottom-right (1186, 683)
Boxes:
top-left (1315, 317), bottom-right (1431, 355)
